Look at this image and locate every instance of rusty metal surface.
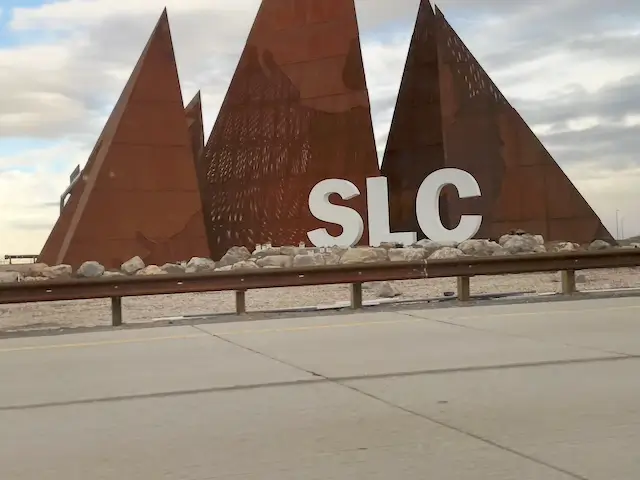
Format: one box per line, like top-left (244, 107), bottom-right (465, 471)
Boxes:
top-left (382, 1), bottom-right (614, 245)
top-left (39, 10), bottom-right (210, 269)
top-left (184, 91), bottom-right (211, 242)
top-left (185, 91), bottom-right (204, 167)
top-left (4, 249), bottom-right (640, 305)
top-left (381, 1), bottom-right (448, 236)
top-left (200, 0), bottom-right (380, 260)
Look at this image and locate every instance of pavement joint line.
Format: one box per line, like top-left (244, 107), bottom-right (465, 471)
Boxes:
top-left (198, 326), bottom-right (597, 480)
top-left (1, 302), bottom-right (638, 354)
top-left (191, 324), bottom-right (616, 480)
top-left (3, 354), bottom-right (639, 412)
top-left (336, 382), bottom-right (591, 480)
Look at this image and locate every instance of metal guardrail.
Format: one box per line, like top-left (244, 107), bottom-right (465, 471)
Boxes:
top-left (3, 255), bottom-right (39, 264)
top-left (1, 249), bottom-right (639, 326)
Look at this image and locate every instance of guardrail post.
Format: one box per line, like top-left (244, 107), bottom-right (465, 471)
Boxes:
top-left (235, 290), bottom-right (247, 314)
top-left (111, 297), bottom-right (122, 326)
top-left (561, 270), bottom-right (576, 295)
top-left (457, 276), bottom-right (471, 302)
top-left (350, 283), bottom-right (363, 309)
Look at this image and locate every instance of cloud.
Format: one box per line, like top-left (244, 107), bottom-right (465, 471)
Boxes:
top-left (0, 0), bottom-right (639, 256)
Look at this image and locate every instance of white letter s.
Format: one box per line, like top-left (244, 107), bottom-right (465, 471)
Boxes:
top-left (307, 179), bottom-right (364, 247)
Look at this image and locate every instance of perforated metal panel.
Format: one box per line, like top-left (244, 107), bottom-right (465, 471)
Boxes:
top-left (382, 1), bottom-right (613, 245)
top-left (381, 0), bottom-right (448, 237)
top-left (200, 0), bottom-right (380, 259)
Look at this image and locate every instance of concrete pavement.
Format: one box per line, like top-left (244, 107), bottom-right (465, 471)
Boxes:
top-left (1, 296), bottom-right (639, 479)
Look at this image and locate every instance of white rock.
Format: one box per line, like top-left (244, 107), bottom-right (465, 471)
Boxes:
top-left (251, 247), bottom-right (282, 259)
top-left (256, 255), bottom-right (293, 268)
top-left (76, 261), bottom-right (105, 278)
top-left (23, 276), bottom-right (47, 282)
top-left (135, 265), bottom-right (167, 275)
top-left (293, 253), bottom-right (326, 267)
top-left (279, 246), bottom-right (302, 256)
top-left (428, 247), bottom-right (466, 259)
top-left (280, 246), bottom-right (320, 257)
top-left (0, 263), bottom-right (48, 277)
top-left (218, 246), bottom-right (251, 267)
top-left (0, 272), bottom-right (22, 283)
top-left (589, 239), bottom-right (612, 250)
top-left (231, 260), bottom-right (259, 270)
top-left (436, 240), bottom-right (459, 248)
top-left (160, 263), bottom-right (186, 275)
top-left (329, 246), bottom-right (348, 257)
top-left (186, 257), bottom-right (216, 273)
top-left (631, 243), bottom-right (640, 249)
top-left (413, 239), bottom-right (436, 248)
top-left (28, 263), bottom-right (50, 277)
top-left (388, 248), bottom-right (426, 262)
top-left (534, 234), bottom-right (545, 245)
top-left (228, 245), bottom-right (252, 258)
top-left (121, 256), bottom-right (145, 274)
top-left (411, 239), bottom-right (442, 256)
top-left (6, 263), bottom-right (47, 277)
top-left (339, 247), bottom-right (388, 264)
top-left (549, 241), bottom-right (580, 253)
top-left (498, 234), bottom-right (512, 246)
top-left (413, 239), bottom-right (458, 249)
top-left (322, 253), bottom-right (341, 265)
top-left (42, 264), bottom-right (72, 279)
top-left (215, 265), bottom-right (234, 272)
top-left (457, 239), bottom-right (502, 256)
top-left (378, 242), bottom-right (404, 249)
top-left (103, 271), bottom-right (125, 277)
top-left (376, 281), bottom-right (403, 298)
top-left (500, 234), bottom-right (542, 254)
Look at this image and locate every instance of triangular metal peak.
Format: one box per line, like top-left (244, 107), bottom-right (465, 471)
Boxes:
top-left (39, 9), bottom-right (210, 268)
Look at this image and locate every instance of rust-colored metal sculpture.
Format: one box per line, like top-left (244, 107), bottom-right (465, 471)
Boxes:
top-left (382, 0), bottom-right (449, 236)
top-left (39, 10), bottom-right (210, 269)
top-left (185, 91), bottom-right (204, 167)
top-left (382, 1), bottom-right (614, 244)
top-left (200, 0), bottom-right (380, 259)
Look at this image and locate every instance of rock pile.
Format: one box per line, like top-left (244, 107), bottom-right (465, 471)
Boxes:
top-left (0, 234), bottom-right (625, 284)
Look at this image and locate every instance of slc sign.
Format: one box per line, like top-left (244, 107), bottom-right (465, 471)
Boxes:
top-left (307, 168), bottom-right (482, 247)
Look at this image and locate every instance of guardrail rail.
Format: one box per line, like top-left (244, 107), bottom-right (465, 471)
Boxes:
top-left (3, 254), bottom-right (39, 265)
top-left (1, 249), bottom-right (639, 326)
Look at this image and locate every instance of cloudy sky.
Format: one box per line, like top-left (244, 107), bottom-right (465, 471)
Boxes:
top-left (0, 0), bottom-right (639, 255)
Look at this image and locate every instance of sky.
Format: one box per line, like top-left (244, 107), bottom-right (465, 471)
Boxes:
top-left (0, 0), bottom-right (639, 256)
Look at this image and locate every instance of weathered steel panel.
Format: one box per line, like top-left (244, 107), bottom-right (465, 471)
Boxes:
top-left (185, 91), bottom-right (205, 166)
top-left (39, 10), bottom-right (210, 269)
top-left (435, 5), bottom-right (614, 244)
top-left (200, 0), bottom-right (380, 259)
top-left (380, 0), bottom-right (449, 236)
top-left (382, 0), bottom-right (613, 244)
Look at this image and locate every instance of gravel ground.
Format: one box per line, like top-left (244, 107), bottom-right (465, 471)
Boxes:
top-left (1, 267), bottom-right (638, 332)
